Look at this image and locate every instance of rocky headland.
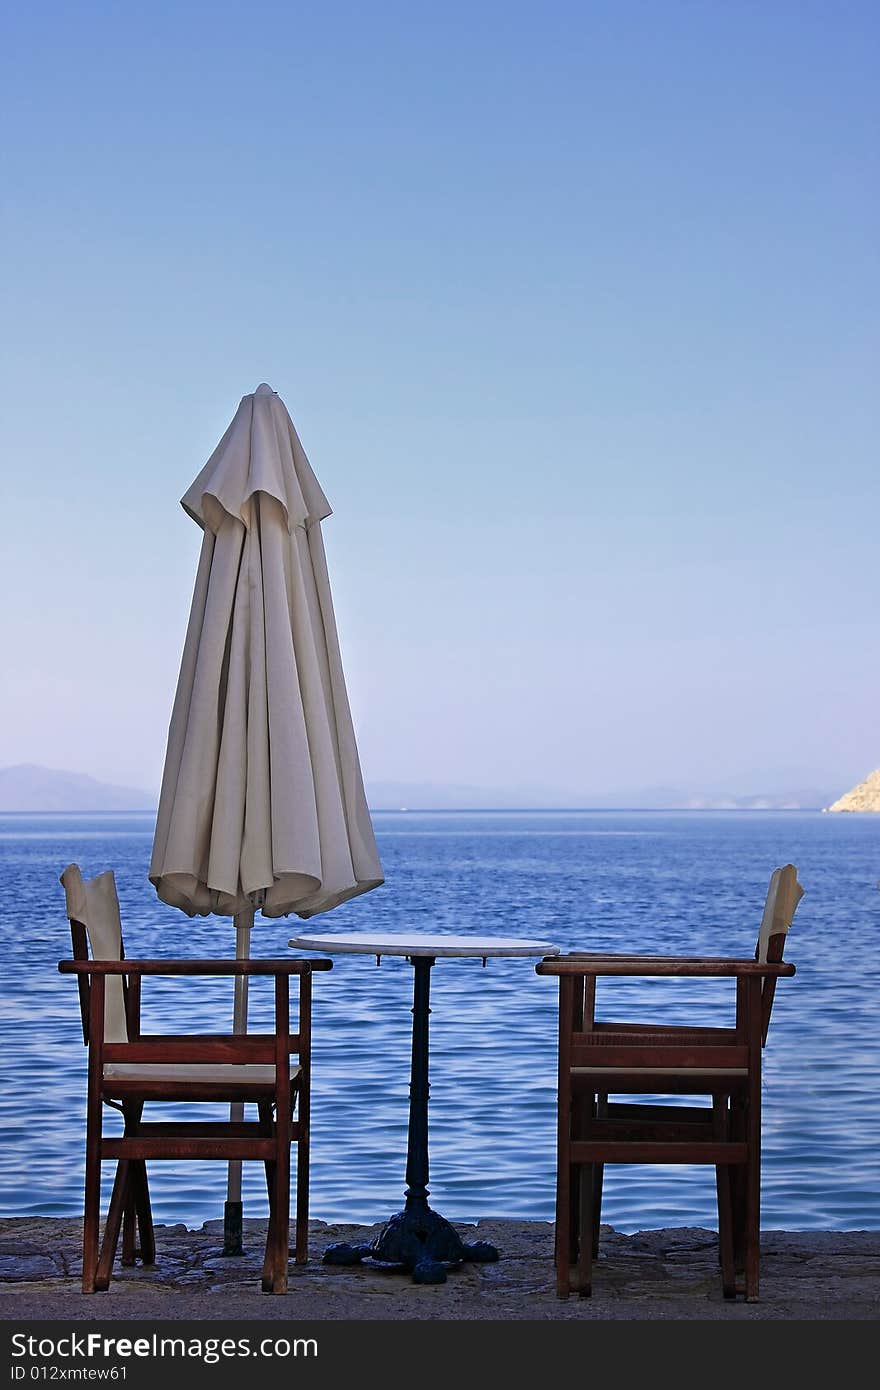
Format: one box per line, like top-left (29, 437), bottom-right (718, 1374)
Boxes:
top-left (827, 768), bottom-right (880, 812)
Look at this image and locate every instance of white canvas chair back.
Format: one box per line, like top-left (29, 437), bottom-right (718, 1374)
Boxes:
top-left (755, 862), bottom-right (804, 1046)
top-left (60, 864), bottom-right (129, 1044)
top-left (756, 864), bottom-right (804, 963)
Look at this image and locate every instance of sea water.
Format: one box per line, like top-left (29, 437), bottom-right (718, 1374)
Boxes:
top-left (1, 809), bottom-right (878, 1231)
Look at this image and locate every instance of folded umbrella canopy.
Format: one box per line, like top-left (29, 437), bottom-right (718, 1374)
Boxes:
top-left (150, 383), bottom-right (383, 1248)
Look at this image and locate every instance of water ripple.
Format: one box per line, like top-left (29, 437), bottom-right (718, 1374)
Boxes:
top-left (1, 810), bottom-right (878, 1232)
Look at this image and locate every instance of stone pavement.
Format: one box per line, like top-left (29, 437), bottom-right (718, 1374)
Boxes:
top-left (1, 1218), bottom-right (878, 1321)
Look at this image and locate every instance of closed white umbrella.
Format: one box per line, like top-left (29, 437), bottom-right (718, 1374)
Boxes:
top-left (150, 383), bottom-right (383, 1249)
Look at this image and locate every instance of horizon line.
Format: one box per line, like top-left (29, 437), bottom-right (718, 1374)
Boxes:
top-left (0, 804), bottom-right (833, 816)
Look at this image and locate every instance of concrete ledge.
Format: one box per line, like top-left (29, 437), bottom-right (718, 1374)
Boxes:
top-left (1, 1218), bottom-right (878, 1321)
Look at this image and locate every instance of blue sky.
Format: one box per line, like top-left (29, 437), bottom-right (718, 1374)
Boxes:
top-left (1, 1), bottom-right (877, 801)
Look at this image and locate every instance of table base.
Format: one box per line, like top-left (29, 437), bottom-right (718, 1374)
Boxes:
top-left (323, 1200), bottom-right (498, 1284)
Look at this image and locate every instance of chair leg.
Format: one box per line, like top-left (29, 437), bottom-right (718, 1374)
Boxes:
top-left (121, 1187), bottom-right (137, 1266)
top-left (592, 1164), bottom-right (604, 1259)
top-left (568, 1094), bottom-right (587, 1263)
top-left (744, 1094), bottom-right (761, 1302)
top-left (258, 1101), bottom-right (276, 1204)
top-left (294, 1084), bottom-right (309, 1266)
top-left (592, 1094), bottom-right (606, 1259)
top-left (261, 1196), bottom-right (276, 1293)
top-left (130, 1162), bottom-right (155, 1265)
top-left (555, 1098), bottom-right (572, 1298)
top-left (270, 1093), bottom-right (291, 1293)
top-left (258, 1102), bottom-right (276, 1292)
top-left (743, 981), bottom-right (763, 1304)
top-left (119, 1105), bottom-right (143, 1266)
top-left (262, 1083), bottom-right (291, 1295)
top-left (94, 1161), bottom-right (129, 1291)
top-left (574, 1094), bottom-right (601, 1295)
top-left (120, 1103), bottom-right (154, 1266)
top-left (728, 1095), bottom-right (747, 1283)
top-left (713, 1098), bottom-right (736, 1298)
top-left (577, 1163), bottom-right (594, 1296)
top-left (82, 1097), bottom-right (103, 1294)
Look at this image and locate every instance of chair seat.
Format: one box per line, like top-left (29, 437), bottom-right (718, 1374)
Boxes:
top-left (103, 1062), bottom-right (302, 1084)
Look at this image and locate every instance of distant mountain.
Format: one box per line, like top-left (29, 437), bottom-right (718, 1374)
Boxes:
top-left (365, 781), bottom-right (831, 811)
top-left (0, 764), bottom-right (156, 812)
top-left (0, 765), bottom-right (832, 814)
top-left (365, 780), bottom-right (565, 810)
top-left (681, 791), bottom-right (830, 811)
top-left (826, 768), bottom-right (880, 813)
top-left (578, 783), bottom-right (831, 811)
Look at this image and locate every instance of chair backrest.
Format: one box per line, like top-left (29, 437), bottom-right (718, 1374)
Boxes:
top-left (755, 863), bottom-right (803, 1044)
top-left (60, 864), bottom-right (129, 1044)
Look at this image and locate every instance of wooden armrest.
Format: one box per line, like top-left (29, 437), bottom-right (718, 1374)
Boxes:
top-left (535, 956), bottom-right (795, 978)
top-left (103, 1036), bottom-right (299, 1063)
top-left (561, 952), bottom-right (706, 961)
top-left (59, 958), bottom-right (332, 976)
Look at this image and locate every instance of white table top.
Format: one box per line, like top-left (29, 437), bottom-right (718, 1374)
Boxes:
top-left (288, 931), bottom-right (559, 959)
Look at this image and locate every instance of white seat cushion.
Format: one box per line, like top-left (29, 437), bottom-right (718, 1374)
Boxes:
top-left (103, 1062), bottom-right (301, 1084)
top-left (61, 864), bottom-right (129, 1044)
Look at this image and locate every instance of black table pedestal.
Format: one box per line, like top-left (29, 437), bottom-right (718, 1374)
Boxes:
top-left (323, 955), bottom-right (499, 1283)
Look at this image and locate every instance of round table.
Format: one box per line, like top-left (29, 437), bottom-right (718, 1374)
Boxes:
top-left (288, 931), bottom-right (559, 1282)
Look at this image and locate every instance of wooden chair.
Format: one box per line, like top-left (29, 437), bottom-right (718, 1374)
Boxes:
top-left (58, 863), bottom-right (331, 1294)
top-left (535, 864), bottom-right (803, 1303)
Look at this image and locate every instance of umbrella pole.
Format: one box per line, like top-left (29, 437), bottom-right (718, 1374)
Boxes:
top-left (223, 907), bottom-right (253, 1256)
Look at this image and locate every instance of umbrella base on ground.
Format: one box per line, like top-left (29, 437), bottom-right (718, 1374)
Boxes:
top-left (322, 1200), bottom-right (499, 1284)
